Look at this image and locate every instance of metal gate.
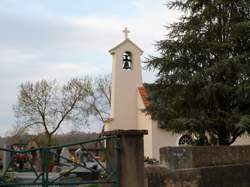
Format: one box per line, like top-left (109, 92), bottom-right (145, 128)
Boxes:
top-left (0, 135), bottom-right (120, 187)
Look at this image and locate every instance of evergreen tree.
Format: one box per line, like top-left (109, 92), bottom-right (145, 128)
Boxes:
top-left (146, 0), bottom-right (250, 145)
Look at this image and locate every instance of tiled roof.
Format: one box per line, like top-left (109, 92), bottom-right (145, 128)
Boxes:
top-left (138, 86), bottom-right (150, 108)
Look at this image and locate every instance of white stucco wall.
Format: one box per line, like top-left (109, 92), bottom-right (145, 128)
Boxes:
top-left (137, 90), bottom-right (179, 160)
top-left (137, 91), bottom-right (153, 158)
top-left (107, 40), bottom-right (143, 131)
top-left (233, 134), bottom-right (250, 145)
top-left (151, 121), bottom-right (179, 160)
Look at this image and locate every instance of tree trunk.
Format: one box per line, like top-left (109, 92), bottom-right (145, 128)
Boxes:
top-left (47, 134), bottom-right (52, 147)
top-left (196, 132), bottom-right (209, 145)
top-left (217, 132), bottom-right (232, 145)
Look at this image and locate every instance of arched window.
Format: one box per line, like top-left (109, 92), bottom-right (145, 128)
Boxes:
top-left (122, 51), bottom-right (132, 70)
top-left (177, 134), bottom-right (193, 146)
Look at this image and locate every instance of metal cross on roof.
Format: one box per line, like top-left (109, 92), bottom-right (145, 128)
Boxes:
top-left (123, 27), bottom-right (130, 39)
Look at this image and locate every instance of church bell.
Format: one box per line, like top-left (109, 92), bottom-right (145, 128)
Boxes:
top-left (123, 61), bottom-right (130, 69)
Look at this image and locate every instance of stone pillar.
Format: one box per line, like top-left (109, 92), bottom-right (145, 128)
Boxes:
top-left (104, 130), bottom-right (148, 187)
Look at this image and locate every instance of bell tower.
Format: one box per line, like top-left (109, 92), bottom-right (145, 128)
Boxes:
top-left (106, 28), bottom-right (143, 130)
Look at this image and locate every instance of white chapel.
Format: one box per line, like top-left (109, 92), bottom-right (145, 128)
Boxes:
top-left (104, 28), bottom-right (250, 160)
top-left (104, 28), bottom-right (179, 160)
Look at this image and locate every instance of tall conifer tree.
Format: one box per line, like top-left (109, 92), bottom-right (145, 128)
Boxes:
top-left (146, 0), bottom-right (250, 145)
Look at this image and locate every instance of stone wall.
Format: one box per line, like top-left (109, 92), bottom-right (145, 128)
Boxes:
top-left (145, 165), bottom-right (169, 187)
top-left (145, 145), bottom-right (250, 187)
top-left (145, 162), bottom-right (250, 187)
top-left (160, 145), bottom-right (250, 170)
top-left (165, 163), bottom-right (250, 187)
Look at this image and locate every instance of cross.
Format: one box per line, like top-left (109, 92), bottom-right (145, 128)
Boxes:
top-left (123, 27), bottom-right (130, 39)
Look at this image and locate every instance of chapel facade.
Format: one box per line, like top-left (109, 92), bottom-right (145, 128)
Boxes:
top-left (104, 28), bottom-right (250, 160)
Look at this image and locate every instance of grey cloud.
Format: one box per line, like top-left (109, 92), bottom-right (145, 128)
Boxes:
top-left (0, 14), bottom-right (120, 52)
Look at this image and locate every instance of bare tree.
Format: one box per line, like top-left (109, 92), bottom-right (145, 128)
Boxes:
top-left (13, 75), bottom-right (111, 146)
top-left (14, 78), bottom-right (90, 146)
top-left (74, 74), bottom-right (111, 129)
top-left (85, 74), bottom-right (111, 123)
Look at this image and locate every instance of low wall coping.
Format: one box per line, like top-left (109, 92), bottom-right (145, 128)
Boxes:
top-left (104, 129), bottom-right (148, 136)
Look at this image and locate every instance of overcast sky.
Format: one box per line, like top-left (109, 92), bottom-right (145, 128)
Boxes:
top-left (0, 0), bottom-right (180, 136)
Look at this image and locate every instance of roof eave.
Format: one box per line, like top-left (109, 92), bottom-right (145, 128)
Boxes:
top-left (109, 38), bottom-right (144, 54)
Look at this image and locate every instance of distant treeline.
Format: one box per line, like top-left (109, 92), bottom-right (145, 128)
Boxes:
top-left (0, 131), bottom-right (100, 147)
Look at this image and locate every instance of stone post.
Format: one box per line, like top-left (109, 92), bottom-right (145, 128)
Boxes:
top-left (104, 130), bottom-right (148, 187)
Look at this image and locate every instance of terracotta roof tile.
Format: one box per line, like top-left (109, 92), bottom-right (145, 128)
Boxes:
top-left (138, 86), bottom-right (150, 108)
